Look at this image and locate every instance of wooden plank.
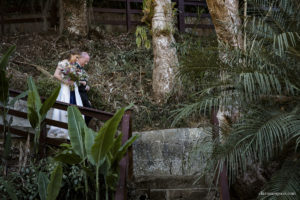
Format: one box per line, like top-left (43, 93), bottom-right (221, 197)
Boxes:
top-left (129, 9), bottom-right (143, 14)
top-left (9, 89), bottom-right (114, 121)
top-left (95, 20), bottom-right (126, 25)
top-left (3, 104), bottom-right (111, 129)
top-left (0, 0), bottom-right (4, 36)
top-left (95, 20), bottom-right (142, 26)
top-left (185, 23), bottom-right (214, 29)
top-left (0, 124), bottom-right (68, 146)
top-left (126, 0), bottom-right (131, 31)
top-left (177, 0), bottom-right (185, 32)
top-left (1, 17), bottom-right (51, 24)
top-left (0, 107), bottom-right (68, 129)
top-left (45, 118), bottom-right (68, 129)
top-left (220, 165), bottom-right (230, 200)
top-left (1, 13), bottom-right (3, 36)
top-left (115, 110), bottom-right (132, 200)
top-left (94, 8), bottom-right (126, 13)
top-left (106, 0), bottom-right (142, 2)
top-left (184, 1), bottom-right (207, 7)
top-left (93, 8), bottom-right (142, 14)
top-left (130, 20), bottom-right (143, 25)
top-left (184, 13), bottom-right (211, 18)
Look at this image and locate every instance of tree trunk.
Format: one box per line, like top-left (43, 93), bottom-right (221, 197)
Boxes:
top-left (206, 0), bottom-right (243, 133)
top-left (59, 0), bottom-right (88, 36)
top-left (206, 0), bottom-right (243, 48)
top-left (206, 1), bottom-right (244, 199)
top-left (152, 0), bottom-right (179, 104)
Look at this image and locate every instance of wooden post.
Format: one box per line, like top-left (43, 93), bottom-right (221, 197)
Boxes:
top-left (0, 0), bottom-right (4, 36)
top-left (115, 110), bottom-right (132, 200)
top-left (219, 165), bottom-right (230, 200)
top-left (177, 0), bottom-right (185, 32)
top-left (50, 0), bottom-right (58, 28)
top-left (211, 109), bottom-right (230, 200)
top-left (39, 121), bottom-right (47, 158)
top-left (126, 0), bottom-right (131, 31)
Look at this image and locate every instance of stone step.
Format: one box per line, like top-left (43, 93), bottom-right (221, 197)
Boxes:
top-left (130, 188), bottom-right (210, 200)
top-left (131, 176), bottom-right (206, 190)
top-left (129, 176), bottom-right (212, 200)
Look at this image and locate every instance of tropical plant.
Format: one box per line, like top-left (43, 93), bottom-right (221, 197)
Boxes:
top-left (174, 0), bottom-right (300, 198)
top-left (27, 76), bottom-right (60, 154)
top-left (0, 158), bottom-right (63, 200)
top-left (38, 163), bottom-right (63, 200)
top-left (0, 46), bottom-right (28, 175)
top-left (54, 106), bottom-right (138, 200)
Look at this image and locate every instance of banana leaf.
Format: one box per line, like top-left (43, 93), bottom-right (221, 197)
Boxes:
top-left (38, 172), bottom-right (49, 200)
top-left (67, 106), bottom-right (86, 159)
top-left (46, 164), bottom-right (63, 200)
top-left (91, 107), bottom-right (125, 167)
top-left (39, 86), bottom-right (60, 119)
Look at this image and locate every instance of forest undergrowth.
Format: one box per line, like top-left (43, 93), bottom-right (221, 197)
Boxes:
top-left (0, 29), bottom-right (217, 131)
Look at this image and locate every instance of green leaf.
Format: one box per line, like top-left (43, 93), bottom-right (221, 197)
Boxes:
top-left (67, 106), bottom-right (86, 158)
top-left (81, 166), bottom-right (95, 180)
top-left (46, 164), bottom-right (63, 200)
top-left (91, 107), bottom-right (125, 166)
top-left (111, 134), bottom-right (123, 157)
top-left (38, 172), bottom-right (49, 200)
top-left (136, 37), bottom-right (142, 47)
top-left (3, 180), bottom-right (18, 200)
top-left (27, 76), bottom-right (42, 111)
top-left (59, 143), bottom-right (72, 148)
top-left (27, 91), bottom-right (39, 129)
top-left (39, 85), bottom-right (61, 119)
top-left (0, 70), bottom-right (9, 105)
top-left (114, 134), bottom-right (139, 164)
top-left (8, 90), bottom-right (28, 107)
top-left (84, 125), bottom-right (96, 165)
top-left (0, 46), bottom-right (16, 71)
top-left (105, 172), bottom-right (119, 190)
top-left (54, 149), bottom-right (82, 165)
top-left (99, 157), bottom-right (111, 176)
top-left (145, 40), bottom-right (151, 49)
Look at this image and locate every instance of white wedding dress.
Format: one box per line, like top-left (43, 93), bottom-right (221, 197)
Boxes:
top-left (47, 60), bottom-right (83, 139)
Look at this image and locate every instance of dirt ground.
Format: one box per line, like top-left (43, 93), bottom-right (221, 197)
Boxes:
top-left (1, 30), bottom-right (201, 131)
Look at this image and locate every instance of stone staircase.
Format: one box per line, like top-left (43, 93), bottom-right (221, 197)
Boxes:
top-left (129, 128), bottom-right (213, 200)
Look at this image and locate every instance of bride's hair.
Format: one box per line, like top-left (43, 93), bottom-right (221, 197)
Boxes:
top-left (68, 49), bottom-right (81, 63)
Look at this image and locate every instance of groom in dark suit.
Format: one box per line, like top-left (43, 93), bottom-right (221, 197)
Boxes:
top-left (76, 52), bottom-right (92, 125)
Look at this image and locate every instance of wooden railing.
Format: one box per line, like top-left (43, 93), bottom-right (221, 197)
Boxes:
top-left (0, 0), bottom-right (214, 35)
top-left (0, 89), bottom-right (132, 200)
top-left (94, 0), bottom-right (214, 32)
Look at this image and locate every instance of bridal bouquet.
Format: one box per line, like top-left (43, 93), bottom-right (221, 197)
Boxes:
top-left (61, 64), bottom-right (80, 91)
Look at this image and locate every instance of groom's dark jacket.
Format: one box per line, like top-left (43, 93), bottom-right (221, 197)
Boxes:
top-left (76, 63), bottom-right (92, 125)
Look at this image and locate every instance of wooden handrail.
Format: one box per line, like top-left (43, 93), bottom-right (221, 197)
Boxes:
top-left (2, 89), bottom-right (133, 200)
top-left (9, 89), bottom-right (114, 121)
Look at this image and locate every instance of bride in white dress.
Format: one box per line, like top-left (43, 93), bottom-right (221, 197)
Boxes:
top-left (48, 50), bottom-right (83, 139)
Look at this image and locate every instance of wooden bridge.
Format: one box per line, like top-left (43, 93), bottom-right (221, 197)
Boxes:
top-left (0, 89), bottom-right (133, 200)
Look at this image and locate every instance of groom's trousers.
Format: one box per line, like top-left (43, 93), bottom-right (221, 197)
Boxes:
top-left (79, 85), bottom-right (92, 125)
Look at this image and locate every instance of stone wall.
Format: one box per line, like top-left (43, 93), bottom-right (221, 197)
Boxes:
top-left (130, 128), bottom-right (213, 200)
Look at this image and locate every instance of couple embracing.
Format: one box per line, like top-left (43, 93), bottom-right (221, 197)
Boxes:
top-left (48, 50), bottom-right (92, 139)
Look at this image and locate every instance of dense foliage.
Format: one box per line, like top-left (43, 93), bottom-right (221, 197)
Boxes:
top-left (175, 0), bottom-right (300, 199)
